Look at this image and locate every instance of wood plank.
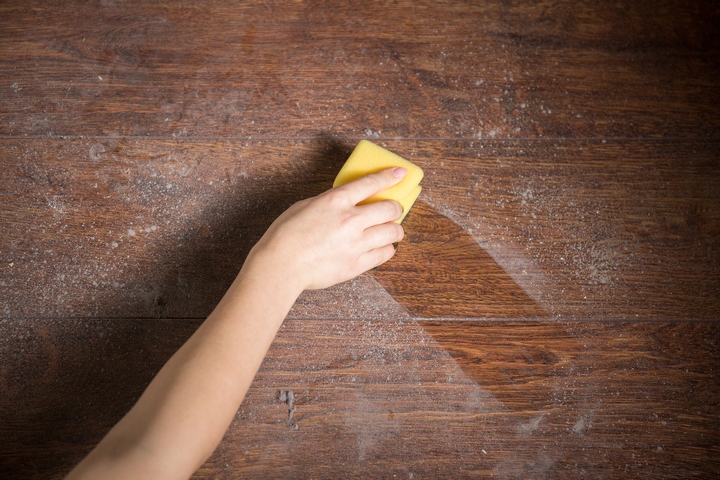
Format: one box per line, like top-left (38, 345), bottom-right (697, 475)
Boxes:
top-left (372, 200), bottom-right (546, 318)
top-left (0, 318), bottom-right (718, 478)
top-left (2, 139), bottom-right (718, 319)
top-left (1, 1), bottom-right (718, 479)
top-left (1, 0), bottom-right (718, 139)
top-left (415, 139), bottom-right (720, 319)
top-left (0, 318), bottom-right (194, 479)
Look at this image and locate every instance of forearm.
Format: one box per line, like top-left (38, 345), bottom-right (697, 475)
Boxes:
top-left (67, 258), bottom-right (302, 479)
top-left (66, 167), bottom-right (406, 480)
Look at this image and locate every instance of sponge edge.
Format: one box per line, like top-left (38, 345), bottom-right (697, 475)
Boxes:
top-left (397, 184), bottom-right (422, 224)
top-left (333, 140), bottom-right (424, 204)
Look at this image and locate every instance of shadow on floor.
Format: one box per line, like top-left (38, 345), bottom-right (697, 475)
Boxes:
top-left (372, 200), bottom-right (547, 318)
top-left (0, 318), bottom-right (199, 479)
top-left (136, 138), bottom-right (354, 318)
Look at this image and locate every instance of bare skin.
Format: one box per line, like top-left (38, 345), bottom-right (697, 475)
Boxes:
top-left (66, 167), bottom-right (408, 480)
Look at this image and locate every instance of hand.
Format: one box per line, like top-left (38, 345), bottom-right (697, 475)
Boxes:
top-left (243, 167), bottom-right (407, 292)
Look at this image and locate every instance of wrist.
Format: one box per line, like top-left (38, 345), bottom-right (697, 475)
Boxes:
top-left (237, 246), bottom-right (307, 303)
top-left (206, 259), bottom-right (301, 336)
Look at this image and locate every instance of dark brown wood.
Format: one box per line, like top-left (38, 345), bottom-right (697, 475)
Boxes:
top-left (1, 0), bottom-right (720, 477)
top-left (0, 1), bottom-right (718, 139)
top-left (2, 139), bottom-right (718, 319)
top-left (411, 139), bottom-right (720, 319)
top-left (0, 138), bottom-right (348, 318)
top-left (0, 319), bottom-right (196, 479)
top-left (373, 200), bottom-right (547, 317)
top-left (0, 319), bottom-right (718, 479)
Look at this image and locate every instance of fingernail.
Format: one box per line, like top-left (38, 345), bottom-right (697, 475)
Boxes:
top-left (393, 167), bottom-right (408, 178)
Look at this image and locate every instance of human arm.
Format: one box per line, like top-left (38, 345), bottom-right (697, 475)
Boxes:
top-left (65, 167), bottom-right (408, 480)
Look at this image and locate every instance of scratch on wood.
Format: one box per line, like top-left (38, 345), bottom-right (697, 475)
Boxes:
top-left (278, 389), bottom-right (298, 430)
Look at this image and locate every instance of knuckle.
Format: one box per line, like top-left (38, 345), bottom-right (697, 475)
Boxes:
top-left (374, 247), bottom-right (389, 266)
top-left (325, 188), bottom-right (349, 207)
top-left (363, 174), bottom-right (382, 193)
top-left (381, 201), bottom-right (394, 218)
top-left (348, 213), bottom-right (364, 229)
top-left (390, 200), bottom-right (402, 218)
top-left (378, 200), bottom-right (401, 220)
top-left (339, 211), bottom-right (362, 231)
top-left (385, 225), bottom-right (400, 243)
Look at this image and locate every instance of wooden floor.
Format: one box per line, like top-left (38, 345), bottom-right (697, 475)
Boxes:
top-left (1, 0), bottom-right (719, 478)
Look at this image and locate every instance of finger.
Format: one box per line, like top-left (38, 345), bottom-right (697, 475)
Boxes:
top-left (362, 222), bottom-right (404, 250)
top-left (356, 199), bottom-right (403, 228)
top-left (340, 167), bottom-right (407, 205)
top-left (357, 243), bottom-right (397, 273)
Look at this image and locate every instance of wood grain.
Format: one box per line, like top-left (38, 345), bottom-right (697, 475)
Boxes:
top-left (2, 139), bottom-right (718, 319)
top-left (0, 318), bottom-right (193, 479)
top-left (412, 139), bottom-right (720, 319)
top-left (0, 318), bottom-right (718, 478)
top-left (372, 200), bottom-right (547, 317)
top-left (0, 0), bottom-right (718, 139)
top-left (2, 0), bottom-right (720, 477)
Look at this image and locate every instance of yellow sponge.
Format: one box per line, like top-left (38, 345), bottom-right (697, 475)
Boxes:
top-left (333, 140), bottom-right (424, 223)
top-left (397, 184), bottom-right (422, 223)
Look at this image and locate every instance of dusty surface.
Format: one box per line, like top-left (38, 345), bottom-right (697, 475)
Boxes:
top-left (1, 0), bottom-right (719, 478)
